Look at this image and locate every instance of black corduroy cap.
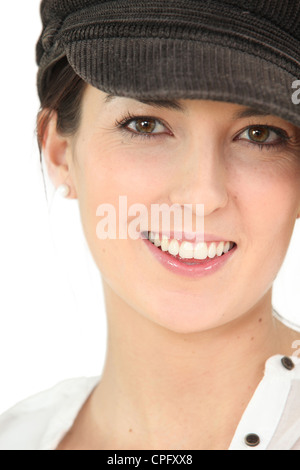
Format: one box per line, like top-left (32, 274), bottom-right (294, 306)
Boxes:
top-left (36, 0), bottom-right (300, 126)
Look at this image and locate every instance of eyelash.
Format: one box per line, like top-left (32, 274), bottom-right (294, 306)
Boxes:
top-left (234, 124), bottom-right (291, 151)
top-left (114, 112), bottom-right (291, 150)
top-left (115, 112), bottom-right (171, 140)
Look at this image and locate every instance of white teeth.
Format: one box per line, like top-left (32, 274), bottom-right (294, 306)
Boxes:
top-left (153, 233), bottom-right (161, 247)
top-left (168, 239), bottom-right (179, 256)
top-left (223, 241), bottom-right (230, 253)
top-left (208, 242), bottom-right (217, 258)
top-left (216, 241), bottom-right (224, 256)
top-left (179, 241), bottom-right (194, 259)
top-left (147, 232), bottom-right (235, 260)
top-left (160, 235), bottom-right (170, 251)
top-left (194, 242), bottom-right (208, 260)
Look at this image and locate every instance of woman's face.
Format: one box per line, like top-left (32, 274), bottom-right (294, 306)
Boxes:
top-left (62, 85), bottom-right (300, 333)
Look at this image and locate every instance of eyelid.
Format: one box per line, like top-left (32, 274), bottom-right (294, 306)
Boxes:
top-left (115, 115), bottom-right (292, 148)
top-left (115, 112), bottom-right (174, 136)
top-left (233, 124), bottom-right (290, 142)
top-left (127, 117), bottom-right (169, 134)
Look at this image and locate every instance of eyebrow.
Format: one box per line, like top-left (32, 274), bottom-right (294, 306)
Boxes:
top-left (232, 106), bottom-right (272, 120)
top-left (104, 93), bottom-right (186, 112)
top-left (104, 94), bottom-right (272, 119)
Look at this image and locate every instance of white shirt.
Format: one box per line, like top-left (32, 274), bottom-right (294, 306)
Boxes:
top-left (0, 354), bottom-right (300, 450)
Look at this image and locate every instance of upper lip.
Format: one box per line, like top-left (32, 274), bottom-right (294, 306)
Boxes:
top-left (143, 230), bottom-right (235, 244)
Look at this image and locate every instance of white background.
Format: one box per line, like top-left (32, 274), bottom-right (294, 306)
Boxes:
top-left (0, 0), bottom-right (107, 415)
top-left (0, 1), bottom-right (299, 415)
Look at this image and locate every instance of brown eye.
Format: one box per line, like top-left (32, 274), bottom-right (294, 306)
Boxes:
top-left (126, 117), bottom-right (168, 136)
top-left (248, 127), bottom-right (270, 142)
top-left (135, 119), bottom-right (156, 133)
top-left (236, 125), bottom-right (289, 148)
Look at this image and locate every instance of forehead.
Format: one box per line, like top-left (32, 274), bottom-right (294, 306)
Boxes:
top-left (102, 92), bottom-right (275, 121)
top-left (81, 86), bottom-right (299, 132)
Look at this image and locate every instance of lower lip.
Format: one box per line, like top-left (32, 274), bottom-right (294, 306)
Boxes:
top-left (141, 235), bottom-right (237, 278)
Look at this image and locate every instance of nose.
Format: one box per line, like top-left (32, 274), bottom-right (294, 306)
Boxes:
top-left (168, 138), bottom-right (229, 217)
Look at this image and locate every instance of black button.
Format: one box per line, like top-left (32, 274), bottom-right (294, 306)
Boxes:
top-left (281, 356), bottom-right (295, 371)
top-left (244, 433), bottom-right (260, 447)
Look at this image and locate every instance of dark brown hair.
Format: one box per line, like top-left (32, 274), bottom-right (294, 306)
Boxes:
top-left (37, 57), bottom-right (87, 152)
top-left (37, 58), bottom-right (87, 199)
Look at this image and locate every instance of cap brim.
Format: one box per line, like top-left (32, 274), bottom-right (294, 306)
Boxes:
top-left (37, 0), bottom-right (300, 127)
top-left (62, 37), bottom-right (300, 127)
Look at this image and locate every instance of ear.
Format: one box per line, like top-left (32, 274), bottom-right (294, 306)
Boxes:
top-left (39, 110), bottom-right (77, 199)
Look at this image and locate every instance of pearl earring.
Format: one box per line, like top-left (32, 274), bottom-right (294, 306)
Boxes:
top-left (57, 184), bottom-right (70, 198)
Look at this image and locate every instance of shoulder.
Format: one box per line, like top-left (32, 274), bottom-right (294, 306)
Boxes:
top-left (0, 376), bottom-right (100, 450)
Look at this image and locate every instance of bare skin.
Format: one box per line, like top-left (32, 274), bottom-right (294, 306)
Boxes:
top-left (56, 294), bottom-right (300, 450)
top-left (41, 85), bottom-right (300, 449)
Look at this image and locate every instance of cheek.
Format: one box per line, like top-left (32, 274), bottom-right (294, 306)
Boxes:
top-left (80, 139), bottom-right (169, 197)
top-left (230, 158), bottom-right (300, 277)
top-left (72, 139), bottom-right (163, 272)
top-left (74, 137), bottom-right (181, 243)
top-left (70, 135), bottom-right (300, 334)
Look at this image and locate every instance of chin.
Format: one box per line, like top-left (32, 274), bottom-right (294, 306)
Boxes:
top-left (143, 298), bottom-right (233, 335)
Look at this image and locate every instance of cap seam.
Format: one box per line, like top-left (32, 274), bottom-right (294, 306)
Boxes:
top-left (61, 1), bottom-right (299, 41)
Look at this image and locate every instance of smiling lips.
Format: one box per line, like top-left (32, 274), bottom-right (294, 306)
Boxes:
top-left (145, 231), bottom-right (235, 261)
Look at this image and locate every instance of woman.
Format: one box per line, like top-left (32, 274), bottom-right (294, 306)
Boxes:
top-left (0, 0), bottom-right (300, 450)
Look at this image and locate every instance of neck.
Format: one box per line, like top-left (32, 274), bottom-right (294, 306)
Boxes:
top-left (89, 286), bottom-right (290, 449)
